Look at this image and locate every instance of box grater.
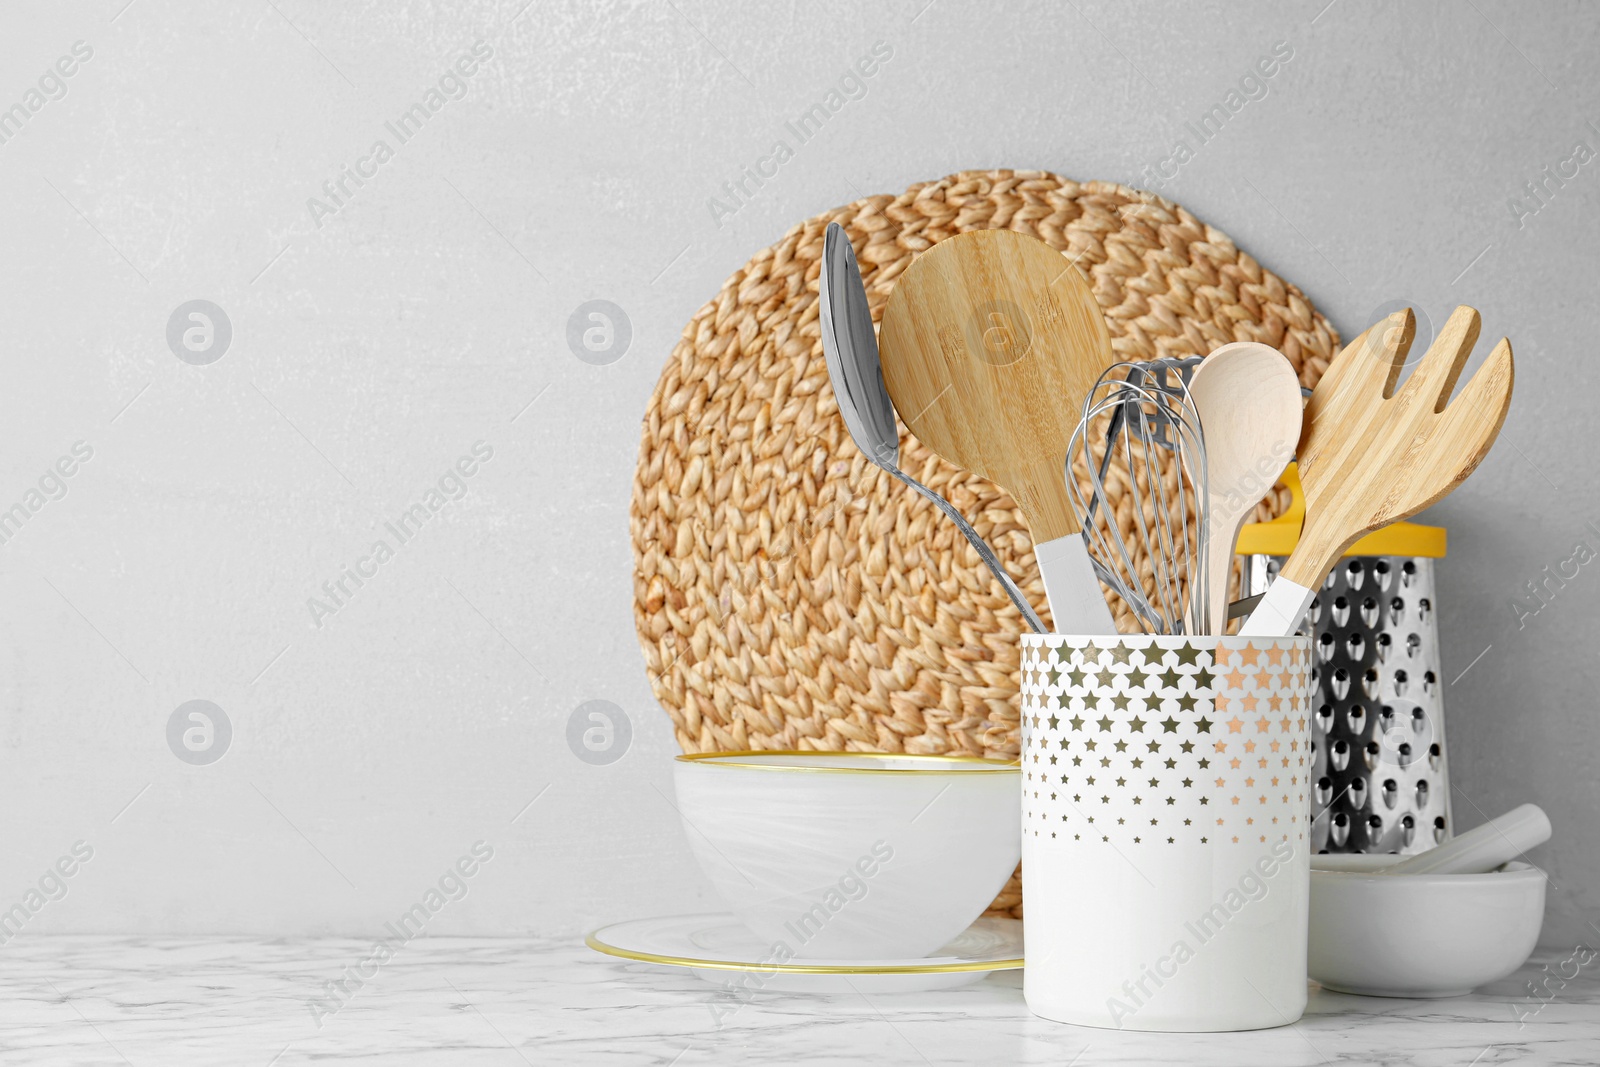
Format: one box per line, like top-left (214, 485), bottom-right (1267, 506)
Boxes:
top-left (1238, 464), bottom-right (1453, 855)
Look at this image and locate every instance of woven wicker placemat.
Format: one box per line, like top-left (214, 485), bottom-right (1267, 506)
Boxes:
top-left (631, 169), bottom-right (1340, 916)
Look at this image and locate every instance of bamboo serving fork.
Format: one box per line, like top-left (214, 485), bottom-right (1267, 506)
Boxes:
top-left (1239, 306), bottom-right (1515, 636)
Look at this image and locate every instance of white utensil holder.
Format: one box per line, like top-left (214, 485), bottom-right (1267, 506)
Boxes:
top-left (1020, 634), bottom-right (1313, 1031)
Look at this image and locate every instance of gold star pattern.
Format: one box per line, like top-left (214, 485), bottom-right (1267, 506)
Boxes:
top-left (1017, 638), bottom-right (1311, 845)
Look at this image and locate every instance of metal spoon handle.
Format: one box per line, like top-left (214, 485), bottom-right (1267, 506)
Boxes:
top-left (889, 467), bottom-right (1047, 634)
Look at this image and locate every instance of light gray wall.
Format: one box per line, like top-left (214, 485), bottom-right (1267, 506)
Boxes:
top-left (0, 0), bottom-right (1594, 949)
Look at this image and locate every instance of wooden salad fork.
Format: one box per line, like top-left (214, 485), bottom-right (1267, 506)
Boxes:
top-left (1239, 305), bottom-right (1514, 636)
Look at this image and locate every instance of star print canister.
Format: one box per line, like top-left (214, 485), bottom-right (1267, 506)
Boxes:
top-left (1019, 634), bottom-right (1313, 1031)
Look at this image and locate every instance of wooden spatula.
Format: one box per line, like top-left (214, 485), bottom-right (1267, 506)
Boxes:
top-left (878, 229), bottom-right (1118, 634)
top-left (1239, 306), bottom-right (1514, 636)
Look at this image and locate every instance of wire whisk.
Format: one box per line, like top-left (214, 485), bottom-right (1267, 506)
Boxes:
top-left (1068, 357), bottom-right (1211, 635)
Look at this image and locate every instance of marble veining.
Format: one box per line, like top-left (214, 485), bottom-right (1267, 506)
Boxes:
top-left (0, 935), bottom-right (1593, 1064)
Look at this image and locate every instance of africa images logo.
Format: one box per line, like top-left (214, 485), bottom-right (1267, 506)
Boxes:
top-left (306, 442), bottom-right (494, 628)
top-left (305, 41), bottom-right (495, 229)
top-left (0, 40), bottom-right (94, 148)
top-left (705, 41), bottom-right (894, 228)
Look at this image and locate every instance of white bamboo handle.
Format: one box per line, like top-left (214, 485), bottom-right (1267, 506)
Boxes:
top-left (1035, 535), bottom-right (1117, 635)
top-left (1236, 575), bottom-right (1314, 637)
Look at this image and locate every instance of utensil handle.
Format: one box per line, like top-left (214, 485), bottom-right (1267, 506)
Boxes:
top-left (1381, 804), bottom-right (1551, 876)
top-left (893, 469), bottom-right (1047, 634)
top-left (1236, 574), bottom-right (1315, 637)
top-left (1187, 521), bottom-right (1235, 636)
top-left (1035, 535), bottom-right (1117, 635)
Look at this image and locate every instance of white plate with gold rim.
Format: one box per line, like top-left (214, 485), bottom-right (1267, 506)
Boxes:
top-left (586, 913), bottom-right (1022, 993)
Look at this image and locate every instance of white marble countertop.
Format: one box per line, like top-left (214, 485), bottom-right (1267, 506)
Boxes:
top-left (2, 935), bottom-right (1595, 1065)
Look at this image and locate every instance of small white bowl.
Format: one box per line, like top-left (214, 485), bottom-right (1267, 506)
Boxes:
top-left (1309, 854), bottom-right (1545, 997)
top-left (673, 751), bottom-right (1019, 960)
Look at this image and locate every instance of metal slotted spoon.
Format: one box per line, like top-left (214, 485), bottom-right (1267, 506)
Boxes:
top-left (818, 223), bottom-right (1046, 633)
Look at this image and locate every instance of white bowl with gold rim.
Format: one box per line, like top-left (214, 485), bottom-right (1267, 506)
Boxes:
top-left (672, 751), bottom-right (1020, 960)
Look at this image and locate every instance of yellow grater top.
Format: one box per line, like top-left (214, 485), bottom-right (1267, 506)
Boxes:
top-left (1234, 463), bottom-right (1447, 559)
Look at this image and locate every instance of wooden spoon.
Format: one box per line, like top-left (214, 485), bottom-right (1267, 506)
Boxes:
top-left (1239, 306), bottom-right (1514, 636)
top-left (878, 229), bottom-right (1118, 634)
top-left (1184, 342), bottom-right (1303, 634)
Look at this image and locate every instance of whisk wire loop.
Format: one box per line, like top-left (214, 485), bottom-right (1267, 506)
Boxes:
top-left (1066, 358), bottom-right (1210, 636)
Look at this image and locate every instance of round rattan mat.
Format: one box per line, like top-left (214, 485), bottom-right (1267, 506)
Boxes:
top-left (631, 170), bottom-right (1341, 916)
